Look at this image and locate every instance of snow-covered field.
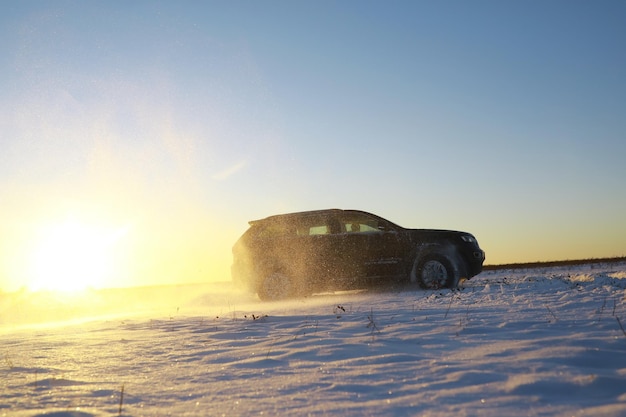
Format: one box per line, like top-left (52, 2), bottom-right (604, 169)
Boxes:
top-left (2, 262), bottom-right (626, 417)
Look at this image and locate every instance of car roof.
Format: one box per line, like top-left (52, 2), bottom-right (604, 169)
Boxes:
top-left (249, 208), bottom-right (374, 226)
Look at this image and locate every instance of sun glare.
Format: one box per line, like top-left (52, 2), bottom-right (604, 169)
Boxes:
top-left (28, 219), bottom-right (128, 292)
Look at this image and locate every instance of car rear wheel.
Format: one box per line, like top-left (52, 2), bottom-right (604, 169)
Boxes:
top-left (415, 257), bottom-right (459, 289)
top-left (258, 272), bottom-right (294, 301)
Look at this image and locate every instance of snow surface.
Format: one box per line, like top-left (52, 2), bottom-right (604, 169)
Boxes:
top-left (2, 262), bottom-right (626, 416)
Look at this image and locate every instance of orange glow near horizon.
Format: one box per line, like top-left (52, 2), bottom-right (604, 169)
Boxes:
top-left (0, 201), bottom-right (237, 294)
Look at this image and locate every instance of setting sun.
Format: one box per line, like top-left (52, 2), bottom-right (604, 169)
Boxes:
top-left (28, 219), bottom-right (129, 292)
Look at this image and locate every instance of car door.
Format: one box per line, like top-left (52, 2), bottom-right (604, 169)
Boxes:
top-left (337, 213), bottom-right (405, 280)
top-left (289, 215), bottom-right (335, 289)
top-left (330, 216), bottom-right (371, 284)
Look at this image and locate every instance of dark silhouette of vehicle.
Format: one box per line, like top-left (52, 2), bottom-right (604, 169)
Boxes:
top-left (231, 209), bottom-right (485, 300)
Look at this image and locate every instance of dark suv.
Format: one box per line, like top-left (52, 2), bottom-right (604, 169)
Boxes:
top-left (232, 209), bottom-right (485, 300)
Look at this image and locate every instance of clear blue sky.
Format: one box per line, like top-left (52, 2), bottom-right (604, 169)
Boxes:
top-left (1, 1), bottom-right (625, 291)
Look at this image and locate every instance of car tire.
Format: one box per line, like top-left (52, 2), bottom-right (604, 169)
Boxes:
top-left (415, 256), bottom-right (459, 290)
top-left (258, 272), bottom-right (295, 301)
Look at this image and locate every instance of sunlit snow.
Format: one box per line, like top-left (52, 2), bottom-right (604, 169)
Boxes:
top-left (2, 262), bottom-right (626, 416)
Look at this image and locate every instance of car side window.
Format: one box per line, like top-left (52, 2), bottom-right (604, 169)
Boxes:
top-left (307, 225), bottom-right (330, 235)
top-left (296, 218), bottom-right (330, 236)
top-left (255, 222), bottom-right (293, 238)
top-left (341, 217), bottom-right (380, 234)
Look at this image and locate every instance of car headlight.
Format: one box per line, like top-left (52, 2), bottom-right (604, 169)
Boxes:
top-left (461, 235), bottom-right (476, 243)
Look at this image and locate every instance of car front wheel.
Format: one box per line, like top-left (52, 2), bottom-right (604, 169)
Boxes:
top-left (415, 257), bottom-right (459, 290)
top-left (258, 272), bottom-right (294, 301)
